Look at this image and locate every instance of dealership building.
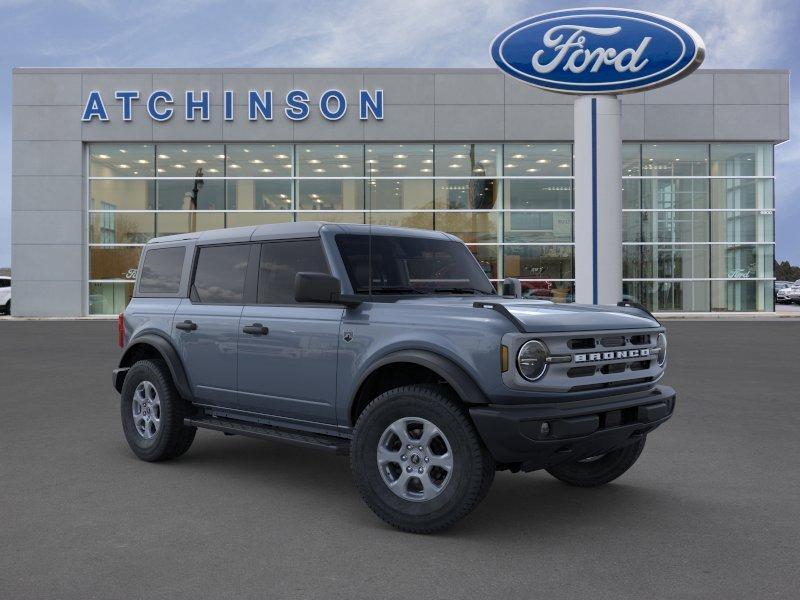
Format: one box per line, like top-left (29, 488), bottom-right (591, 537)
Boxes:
top-left (10, 67), bottom-right (789, 316)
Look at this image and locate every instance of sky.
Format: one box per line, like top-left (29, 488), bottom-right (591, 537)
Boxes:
top-left (1, 0), bottom-right (799, 267)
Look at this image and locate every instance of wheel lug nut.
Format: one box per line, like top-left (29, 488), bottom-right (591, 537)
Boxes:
top-left (418, 445), bottom-right (423, 451)
top-left (401, 455), bottom-right (407, 461)
top-left (424, 456), bottom-right (430, 463)
top-left (406, 466), bottom-right (413, 473)
top-left (407, 444), bottom-right (413, 450)
top-left (417, 467), bottom-right (424, 474)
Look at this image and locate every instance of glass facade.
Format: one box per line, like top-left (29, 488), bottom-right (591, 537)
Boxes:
top-left (88, 141), bottom-right (774, 314)
top-left (623, 142), bottom-right (774, 311)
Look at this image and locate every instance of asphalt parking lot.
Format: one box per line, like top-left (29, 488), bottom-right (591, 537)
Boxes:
top-left (1, 320), bottom-right (798, 599)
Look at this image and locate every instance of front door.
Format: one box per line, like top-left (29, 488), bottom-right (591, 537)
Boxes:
top-left (173, 243), bottom-right (253, 407)
top-left (236, 239), bottom-right (343, 427)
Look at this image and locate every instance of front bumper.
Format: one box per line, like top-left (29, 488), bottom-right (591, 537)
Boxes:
top-left (469, 385), bottom-right (675, 472)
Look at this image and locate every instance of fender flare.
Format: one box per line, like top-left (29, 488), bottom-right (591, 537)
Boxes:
top-left (115, 333), bottom-right (193, 400)
top-left (350, 349), bottom-right (488, 418)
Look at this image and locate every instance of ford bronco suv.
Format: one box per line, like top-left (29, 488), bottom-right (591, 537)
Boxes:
top-left (113, 222), bottom-right (674, 533)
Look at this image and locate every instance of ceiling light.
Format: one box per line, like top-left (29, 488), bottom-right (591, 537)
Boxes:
top-left (420, 168), bottom-right (431, 173)
top-left (422, 159), bottom-right (433, 164)
top-left (229, 164), bottom-right (241, 169)
top-left (208, 168), bottom-right (219, 173)
top-left (119, 149), bottom-right (127, 153)
top-left (505, 164), bottom-right (516, 168)
top-left (511, 154), bottom-right (525, 159)
top-left (334, 154), bottom-right (349, 159)
top-left (97, 154), bottom-right (110, 159)
top-left (394, 164), bottom-right (406, 169)
top-left (558, 163), bottom-right (570, 168)
top-left (194, 159), bottom-right (206, 164)
top-left (279, 194), bottom-right (288, 199)
top-left (393, 154), bottom-right (407, 159)
top-left (449, 164), bottom-right (461, 169)
top-left (158, 154), bottom-right (170, 160)
top-left (308, 159), bottom-right (321, 164)
top-left (215, 154), bottom-right (226, 159)
top-left (284, 164), bottom-right (292, 168)
top-left (536, 159), bottom-right (549, 164)
top-left (157, 168), bottom-right (165, 173)
top-left (366, 159), bottom-right (377, 164)
top-left (180, 149), bottom-right (188, 153)
top-left (452, 154), bottom-right (466, 159)
top-left (261, 168), bottom-right (272, 173)
top-left (243, 148), bottom-right (250, 153)
top-left (339, 164), bottom-right (350, 169)
top-left (313, 168), bottom-right (325, 173)
top-left (249, 159), bottom-right (263, 164)
top-left (274, 154), bottom-right (288, 159)
top-left (526, 168), bottom-right (539, 173)
top-left (479, 159), bottom-right (491, 164)
top-left (173, 164), bottom-right (185, 169)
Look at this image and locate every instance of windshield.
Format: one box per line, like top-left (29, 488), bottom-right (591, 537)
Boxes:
top-left (335, 234), bottom-right (496, 296)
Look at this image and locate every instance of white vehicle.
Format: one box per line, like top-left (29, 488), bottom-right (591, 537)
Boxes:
top-left (0, 276), bottom-right (10, 314)
top-left (781, 280), bottom-right (800, 304)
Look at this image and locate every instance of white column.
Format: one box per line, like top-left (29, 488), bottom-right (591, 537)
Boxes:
top-left (573, 95), bottom-right (623, 305)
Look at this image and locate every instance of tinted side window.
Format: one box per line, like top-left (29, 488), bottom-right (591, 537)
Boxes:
top-left (192, 244), bottom-right (250, 304)
top-left (138, 247), bottom-right (185, 294)
top-left (0, 279), bottom-right (8, 288)
top-left (258, 240), bottom-right (329, 304)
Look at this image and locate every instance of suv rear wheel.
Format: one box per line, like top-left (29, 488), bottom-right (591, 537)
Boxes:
top-left (120, 359), bottom-right (196, 462)
top-left (350, 385), bottom-right (494, 534)
top-left (545, 437), bottom-right (646, 487)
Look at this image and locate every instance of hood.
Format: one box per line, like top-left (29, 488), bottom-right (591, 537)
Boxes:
top-left (395, 296), bottom-right (659, 333)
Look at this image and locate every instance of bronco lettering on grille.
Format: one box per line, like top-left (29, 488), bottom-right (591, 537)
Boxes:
top-left (574, 348), bottom-right (651, 363)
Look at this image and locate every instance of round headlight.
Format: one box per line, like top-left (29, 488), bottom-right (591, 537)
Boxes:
top-left (517, 340), bottom-right (549, 381)
top-left (656, 332), bottom-right (667, 366)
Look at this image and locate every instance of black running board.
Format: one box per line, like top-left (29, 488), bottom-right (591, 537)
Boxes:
top-left (184, 416), bottom-right (350, 455)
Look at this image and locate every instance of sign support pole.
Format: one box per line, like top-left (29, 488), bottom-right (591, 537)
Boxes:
top-left (573, 95), bottom-right (623, 305)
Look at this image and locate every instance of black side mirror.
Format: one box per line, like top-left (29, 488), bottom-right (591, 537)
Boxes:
top-left (502, 277), bottom-right (522, 298)
top-left (295, 272), bottom-right (342, 303)
top-left (294, 272), bottom-right (361, 307)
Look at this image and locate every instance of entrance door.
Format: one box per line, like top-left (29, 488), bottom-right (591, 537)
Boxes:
top-left (173, 243), bottom-right (253, 407)
top-left (236, 239), bottom-right (343, 427)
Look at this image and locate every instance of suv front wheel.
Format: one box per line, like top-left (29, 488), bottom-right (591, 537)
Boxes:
top-left (350, 385), bottom-right (494, 533)
top-left (120, 359), bottom-right (196, 462)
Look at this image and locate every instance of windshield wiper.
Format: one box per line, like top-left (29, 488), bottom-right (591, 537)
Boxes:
top-left (355, 286), bottom-right (427, 295)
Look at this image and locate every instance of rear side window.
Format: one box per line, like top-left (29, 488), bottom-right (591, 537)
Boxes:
top-left (192, 244), bottom-right (251, 304)
top-left (258, 240), bottom-right (329, 304)
top-left (138, 247), bottom-right (185, 294)
top-left (0, 279), bottom-right (9, 288)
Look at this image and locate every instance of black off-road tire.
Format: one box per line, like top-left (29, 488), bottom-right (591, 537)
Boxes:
top-left (120, 359), bottom-right (196, 462)
top-left (3, 300), bottom-right (9, 315)
top-left (545, 437), bottom-right (647, 487)
top-left (350, 384), bottom-right (495, 534)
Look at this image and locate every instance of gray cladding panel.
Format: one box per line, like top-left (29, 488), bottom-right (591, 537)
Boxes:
top-left (13, 105), bottom-right (82, 141)
top-left (13, 176), bottom-right (84, 212)
top-left (13, 73), bottom-right (82, 106)
top-left (10, 280), bottom-right (84, 316)
top-left (12, 141), bottom-right (83, 176)
top-left (12, 244), bottom-right (84, 281)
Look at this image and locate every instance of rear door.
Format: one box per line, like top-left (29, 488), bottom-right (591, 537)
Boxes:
top-left (173, 243), bottom-right (256, 407)
top-left (236, 238), bottom-right (343, 427)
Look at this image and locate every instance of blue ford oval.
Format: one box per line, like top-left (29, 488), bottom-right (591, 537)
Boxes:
top-left (491, 8), bottom-right (705, 94)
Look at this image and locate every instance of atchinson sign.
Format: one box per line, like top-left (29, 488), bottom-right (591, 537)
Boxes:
top-left (491, 7), bottom-right (704, 94)
top-left (81, 89), bottom-right (384, 122)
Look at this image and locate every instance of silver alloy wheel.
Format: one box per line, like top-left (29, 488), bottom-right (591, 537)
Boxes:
top-left (377, 417), bottom-right (454, 502)
top-left (132, 380), bottom-right (161, 440)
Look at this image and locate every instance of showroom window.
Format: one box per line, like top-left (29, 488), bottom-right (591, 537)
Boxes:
top-left (88, 142), bottom-right (577, 313)
top-left (622, 142), bottom-right (775, 312)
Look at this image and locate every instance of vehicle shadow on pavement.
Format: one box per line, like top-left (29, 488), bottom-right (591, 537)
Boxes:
top-left (149, 430), bottom-right (682, 538)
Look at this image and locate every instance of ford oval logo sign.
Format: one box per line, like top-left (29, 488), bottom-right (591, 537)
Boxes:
top-left (491, 8), bottom-right (705, 94)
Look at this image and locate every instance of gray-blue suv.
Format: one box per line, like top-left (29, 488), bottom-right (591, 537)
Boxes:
top-left (113, 222), bottom-right (675, 533)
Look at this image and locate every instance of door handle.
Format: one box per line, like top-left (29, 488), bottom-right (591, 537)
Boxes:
top-left (175, 320), bottom-right (198, 332)
top-left (242, 323), bottom-right (269, 336)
